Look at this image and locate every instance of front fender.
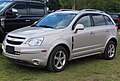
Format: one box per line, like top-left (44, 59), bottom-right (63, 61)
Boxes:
top-left (46, 38), bottom-right (72, 59)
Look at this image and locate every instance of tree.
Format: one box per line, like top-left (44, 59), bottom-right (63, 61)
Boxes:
top-left (32, 0), bottom-right (61, 10)
top-left (32, 0), bottom-right (120, 12)
top-left (59, 0), bottom-right (73, 9)
top-left (47, 0), bottom-right (61, 10)
top-left (59, 0), bottom-right (120, 13)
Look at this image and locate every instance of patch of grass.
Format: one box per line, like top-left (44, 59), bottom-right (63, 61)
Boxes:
top-left (0, 37), bottom-right (120, 81)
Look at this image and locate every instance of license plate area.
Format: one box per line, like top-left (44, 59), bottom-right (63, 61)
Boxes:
top-left (6, 45), bottom-right (15, 54)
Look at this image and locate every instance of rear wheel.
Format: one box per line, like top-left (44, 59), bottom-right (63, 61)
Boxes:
top-left (47, 46), bottom-right (68, 72)
top-left (102, 41), bottom-right (116, 60)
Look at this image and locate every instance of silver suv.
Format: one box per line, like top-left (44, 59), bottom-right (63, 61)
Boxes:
top-left (2, 9), bottom-right (118, 72)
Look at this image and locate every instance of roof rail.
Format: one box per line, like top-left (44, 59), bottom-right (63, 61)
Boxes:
top-left (81, 9), bottom-right (105, 13)
top-left (56, 9), bottom-right (77, 12)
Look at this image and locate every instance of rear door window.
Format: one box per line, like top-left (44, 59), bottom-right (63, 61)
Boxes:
top-left (29, 3), bottom-right (45, 16)
top-left (92, 14), bottom-right (106, 26)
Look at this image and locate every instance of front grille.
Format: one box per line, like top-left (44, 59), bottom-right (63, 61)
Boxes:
top-left (7, 39), bottom-right (23, 45)
top-left (8, 35), bottom-right (25, 39)
top-left (6, 35), bottom-right (25, 45)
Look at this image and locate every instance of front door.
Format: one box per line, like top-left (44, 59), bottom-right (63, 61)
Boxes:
top-left (4, 3), bottom-right (29, 32)
top-left (72, 15), bottom-right (97, 57)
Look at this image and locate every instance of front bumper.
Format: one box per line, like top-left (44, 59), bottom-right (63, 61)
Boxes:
top-left (2, 42), bottom-right (50, 67)
top-left (6, 57), bottom-right (45, 68)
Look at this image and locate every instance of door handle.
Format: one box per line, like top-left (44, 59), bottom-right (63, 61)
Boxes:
top-left (90, 31), bottom-right (95, 35)
top-left (25, 20), bottom-right (30, 22)
top-left (106, 29), bottom-right (109, 32)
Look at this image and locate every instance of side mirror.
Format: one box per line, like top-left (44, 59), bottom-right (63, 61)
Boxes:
top-left (6, 8), bottom-right (18, 18)
top-left (74, 24), bottom-right (84, 33)
top-left (11, 8), bottom-right (18, 13)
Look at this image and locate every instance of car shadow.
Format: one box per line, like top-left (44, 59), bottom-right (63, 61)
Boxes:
top-left (5, 54), bottom-right (103, 73)
top-left (67, 54), bottom-right (103, 68)
top-left (71, 54), bottom-right (102, 62)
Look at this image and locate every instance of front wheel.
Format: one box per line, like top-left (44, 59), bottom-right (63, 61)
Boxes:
top-left (0, 47), bottom-right (2, 53)
top-left (102, 41), bottom-right (116, 60)
top-left (47, 46), bottom-right (68, 72)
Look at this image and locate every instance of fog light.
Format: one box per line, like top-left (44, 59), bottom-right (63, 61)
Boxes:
top-left (15, 51), bottom-right (21, 55)
top-left (32, 59), bottom-right (40, 65)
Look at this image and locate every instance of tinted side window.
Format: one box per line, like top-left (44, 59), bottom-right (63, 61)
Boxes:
top-left (29, 4), bottom-right (44, 16)
top-left (92, 15), bottom-right (105, 26)
top-left (76, 15), bottom-right (91, 27)
top-left (104, 16), bottom-right (113, 25)
top-left (12, 3), bottom-right (27, 15)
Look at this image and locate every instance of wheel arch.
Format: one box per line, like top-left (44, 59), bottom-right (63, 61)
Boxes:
top-left (109, 38), bottom-right (117, 46)
top-left (103, 37), bottom-right (117, 53)
top-left (55, 44), bottom-right (70, 59)
top-left (46, 43), bottom-right (70, 72)
top-left (47, 43), bottom-right (71, 61)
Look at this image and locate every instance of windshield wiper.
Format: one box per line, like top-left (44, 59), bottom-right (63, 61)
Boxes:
top-left (36, 25), bottom-right (55, 29)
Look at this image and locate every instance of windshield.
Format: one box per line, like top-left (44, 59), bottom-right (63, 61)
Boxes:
top-left (0, 2), bottom-right (12, 13)
top-left (35, 13), bottom-right (77, 29)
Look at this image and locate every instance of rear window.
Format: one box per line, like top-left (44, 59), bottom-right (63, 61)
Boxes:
top-left (92, 14), bottom-right (106, 26)
top-left (110, 14), bottom-right (119, 20)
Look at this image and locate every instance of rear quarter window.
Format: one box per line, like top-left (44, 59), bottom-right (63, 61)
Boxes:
top-left (104, 15), bottom-right (114, 25)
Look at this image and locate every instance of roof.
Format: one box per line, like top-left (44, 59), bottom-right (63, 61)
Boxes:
top-left (53, 9), bottom-right (106, 15)
top-left (0, 0), bottom-right (44, 4)
top-left (55, 11), bottom-right (80, 14)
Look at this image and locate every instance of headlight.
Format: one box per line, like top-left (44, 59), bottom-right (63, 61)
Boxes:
top-left (26, 38), bottom-right (44, 46)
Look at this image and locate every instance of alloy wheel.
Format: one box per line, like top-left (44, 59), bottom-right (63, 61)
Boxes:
top-left (54, 50), bottom-right (66, 70)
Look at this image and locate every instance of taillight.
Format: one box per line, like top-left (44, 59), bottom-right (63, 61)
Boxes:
top-left (118, 18), bottom-right (120, 23)
top-left (116, 25), bottom-right (118, 31)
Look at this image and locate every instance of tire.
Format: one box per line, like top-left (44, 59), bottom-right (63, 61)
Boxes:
top-left (102, 41), bottom-right (116, 60)
top-left (0, 27), bottom-right (4, 43)
top-left (47, 46), bottom-right (68, 72)
top-left (0, 48), bottom-right (2, 53)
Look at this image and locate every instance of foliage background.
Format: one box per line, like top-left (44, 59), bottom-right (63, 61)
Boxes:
top-left (59, 0), bottom-right (120, 13)
top-left (32, 0), bottom-right (120, 13)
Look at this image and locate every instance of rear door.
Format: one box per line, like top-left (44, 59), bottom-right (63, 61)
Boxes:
top-left (27, 3), bottom-right (46, 25)
top-left (72, 13), bottom-right (111, 57)
top-left (91, 14), bottom-right (109, 49)
top-left (4, 2), bottom-right (29, 32)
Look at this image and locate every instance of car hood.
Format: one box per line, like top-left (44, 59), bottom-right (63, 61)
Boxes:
top-left (8, 26), bottom-right (62, 38)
